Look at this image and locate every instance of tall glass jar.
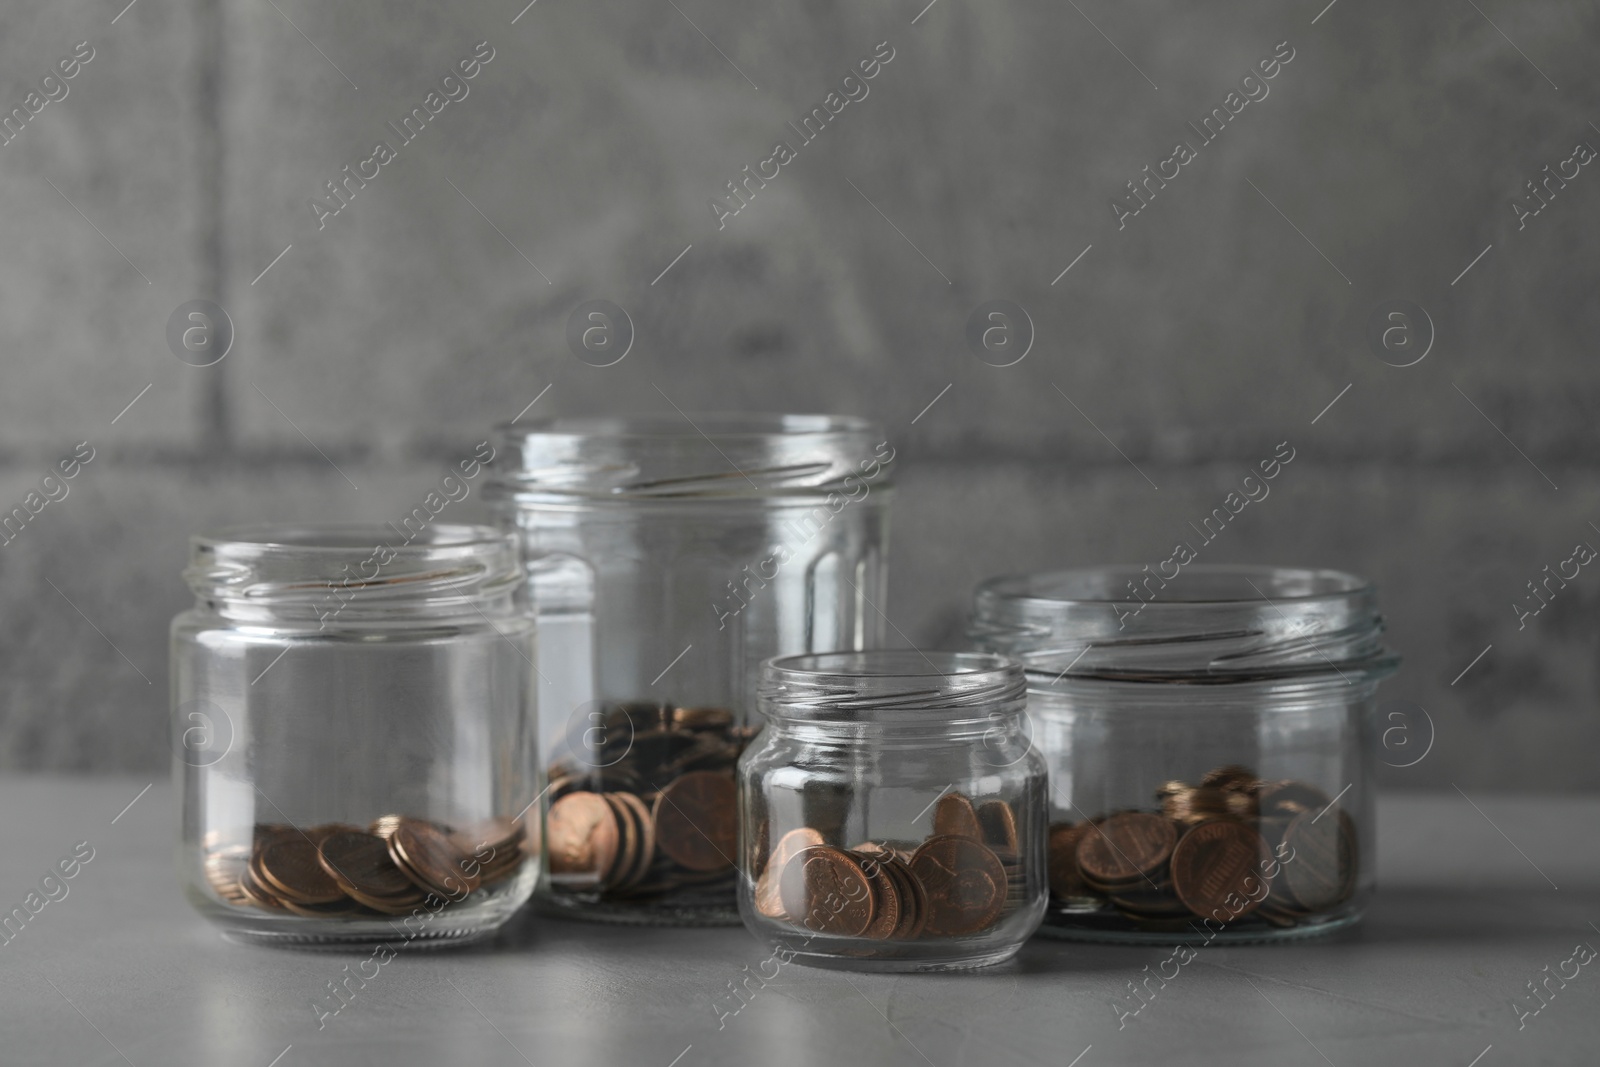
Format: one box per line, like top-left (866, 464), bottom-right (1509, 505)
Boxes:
top-left (968, 565), bottom-right (1399, 943)
top-left (487, 415), bottom-right (894, 925)
top-left (172, 524), bottom-right (539, 948)
top-left (738, 651), bottom-right (1048, 971)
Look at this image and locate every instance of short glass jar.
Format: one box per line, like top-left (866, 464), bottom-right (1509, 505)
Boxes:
top-left (968, 565), bottom-right (1399, 944)
top-left (172, 524), bottom-right (539, 947)
top-left (488, 415), bottom-right (894, 926)
top-left (738, 651), bottom-right (1047, 971)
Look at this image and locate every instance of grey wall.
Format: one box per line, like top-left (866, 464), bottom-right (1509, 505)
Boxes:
top-left (0, 0), bottom-right (1595, 786)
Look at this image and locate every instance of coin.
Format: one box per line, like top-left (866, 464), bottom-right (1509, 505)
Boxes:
top-left (1046, 822), bottom-right (1095, 901)
top-left (601, 793), bottom-right (639, 889)
top-left (672, 706), bottom-right (734, 731)
top-left (1200, 765), bottom-right (1259, 793)
top-left (757, 828), bottom-right (825, 919)
top-left (613, 791), bottom-right (657, 888)
top-left (908, 834), bottom-right (1007, 937)
top-left (977, 800), bottom-right (1019, 852)
top-left (547, 792), bottom-right (620, 884)
top-left (851, 850), bottom-right (903, 941)
top-left (390, 818), bottom-right (480, 897)
top-left (1075, 812), bottom-right (1175, 888)
top-left (654, 771), bottom-right (737, 873)
top-left (238, 872), bottom-right (288, 911)
top-left (1258, 780), bottom-right (1329, 818)
top-left (779, 845), bottom-right (875, 936)
top-left (1280, 809), bottom-right (1357, 910)
top-left (255, 837), bottom-right (347, 905)
top-left (932, 792), bottom-right (983, 841)
top-left (318, 830), bottom-right (417, 899)
top-left (1170, 819), bottom-right (1270, 921)
top-left (885, 854), bottom-right (928, 940)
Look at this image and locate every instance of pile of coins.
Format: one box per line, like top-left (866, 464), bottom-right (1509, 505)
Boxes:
top-left (206, 815), bottom-right (527, 918)
top-left (545, 702), bottom-right (751, 900)
top-left (753, 792), bottom-right (1024, 942)
top-left (1047, 766), bottom-right (1357, 930)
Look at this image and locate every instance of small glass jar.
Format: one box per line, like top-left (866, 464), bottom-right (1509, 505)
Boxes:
top-left (171, 524), bottom-right (539, 947)
top-left (968, 565), bottom-right (1399, 943)
top-left (488, 415), bottom-right (894, 925)
top-left (738, 651), bottom-right (1047, 971)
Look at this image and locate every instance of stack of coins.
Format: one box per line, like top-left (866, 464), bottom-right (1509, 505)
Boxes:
top-left (545, 702), bottom-right (750, 901)
top-left (753, 791), bottom-right (1021, 943)
top-left (1046, 766), bottom-right (1358, 931)
top-left (206, 815), bottom-right (528, 918)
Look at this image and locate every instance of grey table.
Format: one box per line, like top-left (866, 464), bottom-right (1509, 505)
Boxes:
top-left (2, 779), bottom-right (1595, 1067)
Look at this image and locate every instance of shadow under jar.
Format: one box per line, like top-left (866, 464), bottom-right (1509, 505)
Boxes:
top-left (968, 565), bottom-right (1400, 944)
top-left (487, 415), bottom-right (894, 926)
top-left (739, 651), bottom-right (1047, 971)
top-left (172, 524), bottom-right (539, 948)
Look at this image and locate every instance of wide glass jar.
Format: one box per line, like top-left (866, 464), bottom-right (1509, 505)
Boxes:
top-left (487, 415), bottom-right (894, 925)
top-left (968, 565), bottom-right (1399, 944)
top-left (172, 524), bottom-right (539, 947)
top-left (738, 651), bottom-right (1047, 971)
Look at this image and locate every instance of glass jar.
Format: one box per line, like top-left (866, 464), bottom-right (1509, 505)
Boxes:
top-left (488, 415), bottom-right (894, 925)
top-left (968, 565), bottom-right (1400, 944)
top-left (738, 651), bottom-right (1047, 971)
top-left (172, 524), bottom-right (539, 947)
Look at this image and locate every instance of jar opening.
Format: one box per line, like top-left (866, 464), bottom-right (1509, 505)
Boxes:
top-left (759, 650), bottom-right (1026, 722)
top-left (969, 564), bottom-right (1398, 684)
top-left (185, 522), bottom-right (521, 623)
top-left (487, 413), bottom-right (894, 501)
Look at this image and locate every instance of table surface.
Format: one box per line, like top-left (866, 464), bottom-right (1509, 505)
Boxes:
top-left (1, 779), bottom-right (1595, 1067)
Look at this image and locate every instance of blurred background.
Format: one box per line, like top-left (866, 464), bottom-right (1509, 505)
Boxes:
top-left (0, 0), bottom-right (1594, 786)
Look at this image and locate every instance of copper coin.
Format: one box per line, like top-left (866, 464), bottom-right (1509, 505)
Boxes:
top-left (1047, 822), bottom-right (1095, 900)
top-left (601, 793), bottom-right (639, 890)
top-left (653, 771), bottom-right (737, 873)
top-left (778, 845), bottom-right (874, 936)
top-left (1200, 765), bottom-right (1259, 793)
top-left (547, 792), bottom-right (620, 884)
top-left (1258, 780), bottom-right (1329, 818)
top-left (451, 817), bottom-right (525, 859)
top-left (671, 706), bottom-right (734, 731)
top-left (757, 827), bottom-right (824, 919)
top-left (614, 792), bottom-right (657, 888)
top-left (318, 830), bottom-right (418, 899)
top-left (1075, 812), bottom-right (1176, 886)
top-left (238, 867), bottom-right (286, 911)
top-left (908, 835), bottom-right (1008, 937)
top-left (255, 837), bottom-right (346, 905)
top-left (850, 850), bottom-right (903, 941)
top-left (977, 800), bottom-right (1019, 852)
top-left (1170, 819), bottom-right (1270, 921)
top-left (932, 792), bottom-right (983, 841)
top-left (368, 814), bottom-right (405, 841)
top-left (1280, 809), bottom-right (1357, 911)
top-left (881, 854), bottom-right (926, 940)
top-left (280, 897), bottom-right (367, 918)
top-left (390, 818), bottom-right (480, 897)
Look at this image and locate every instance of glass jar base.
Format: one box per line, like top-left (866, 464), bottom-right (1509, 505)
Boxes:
top-left (191, 888), bottom-right (530, 950)
top-left (772, 942), bottom-right (1025, 973)
top-left (535, 891), bottom-right (741, 928)
top-left (1036, 906), bottom-right (1364, 945)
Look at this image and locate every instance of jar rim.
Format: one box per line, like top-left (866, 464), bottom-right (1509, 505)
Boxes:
top-left (487, 413), bottom-right (894, 501)
top-left (969, 564), bottom-right (1398, 683)
top-left (495, 412), bottom-right (879, 441)
top-left (194, 522), bottom-right (512, 554)
top-left (759, 650), bottom-right (1026, 720)
top-left (185, 522), bottom-right (521, 621)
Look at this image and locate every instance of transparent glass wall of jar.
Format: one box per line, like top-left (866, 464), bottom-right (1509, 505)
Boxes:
top-left (968, 565), bottom-right (1400, 944)
top-left (738, 651), bottom-right (1047, 971)
top-left (172, 524), bottom-right (539, 947)
top-left (487, 415), bottom-right (894, 925)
